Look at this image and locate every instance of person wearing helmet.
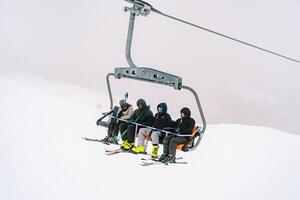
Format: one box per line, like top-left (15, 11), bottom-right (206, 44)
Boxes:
top-left (100, 99), bottom-right (133, 144)
top-left (131, 102), bottom-right (173, 158)
top-left (119, 99), bottom-right (153, 150)
top-left (158, 107), bottom-right (195, 163)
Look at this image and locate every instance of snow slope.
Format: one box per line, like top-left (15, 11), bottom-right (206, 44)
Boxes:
top-left (1, 70), bottom-right (300, 200)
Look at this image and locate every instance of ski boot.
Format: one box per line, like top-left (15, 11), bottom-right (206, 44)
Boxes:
top-left (150, 145), bottom-right (159, 158)
top-left (162, 155), bottom-right (176, 164)
top-left (123, 142), bottom-right (133, 151)
top-left (100, 136), bottom-right (110, 143)
top-left (120, 140), bottom-right (128, 149)
top-left (131, 146), bottom-right (146, 154)
top-left (121, 140), bottom-right (133, 150)
top-left (158, 154), bottom-right (168, 162)
top-left (108, 136), bottom-right (119, 144)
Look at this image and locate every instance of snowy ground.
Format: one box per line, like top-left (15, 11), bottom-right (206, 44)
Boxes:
top-left (1, 70), bottom-right (300, 200)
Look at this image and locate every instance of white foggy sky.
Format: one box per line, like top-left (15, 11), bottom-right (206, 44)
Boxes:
top-left (0, 0), bottom-right (300, 133)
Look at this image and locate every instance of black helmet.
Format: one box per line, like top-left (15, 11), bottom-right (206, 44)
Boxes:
top-left (180, 107), bottom-right (191, 117)
top-left (136, 99), bottom-right (146, 108)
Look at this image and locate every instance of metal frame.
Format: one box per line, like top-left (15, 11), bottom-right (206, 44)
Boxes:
top-left (103, 0), bottom-right (206, 151)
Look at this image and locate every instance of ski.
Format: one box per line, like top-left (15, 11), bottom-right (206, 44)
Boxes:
top-left (140, 157), bottom-right (187, 166)
top-left (82, 137), bottom-right (110, 145)
top-left (104, 148), bottom-right (123, 155)
top-left (140, 157), bottom-right (183, 161)
top-left (104, 148), bottom-right (140, 156)
top-left (104, 148), bottom-right (151, 156)
top-left (140, 160), bottom-right (188, 166)
top-left (140, 161), bottom-right (163, 166)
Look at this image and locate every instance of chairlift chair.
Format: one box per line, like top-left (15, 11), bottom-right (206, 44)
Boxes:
top-left (97, 0), bottom-right (207, 151)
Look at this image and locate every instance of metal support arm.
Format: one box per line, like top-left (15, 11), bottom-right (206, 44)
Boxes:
top-left (125, 12), bottom-right (138, 68)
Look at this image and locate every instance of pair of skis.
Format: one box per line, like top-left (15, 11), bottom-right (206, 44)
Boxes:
top-left (104, 148), bottom-right (187, 166)
top-left (83, 137), bottom-right (188, 166)
top-left (140, 157), bottom-right (187, 166)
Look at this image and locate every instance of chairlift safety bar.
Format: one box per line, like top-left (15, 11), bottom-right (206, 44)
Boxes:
top-left (111, 116), bottom-right (200, 137)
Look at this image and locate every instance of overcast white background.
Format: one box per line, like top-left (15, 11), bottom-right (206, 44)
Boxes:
top-left (1, 1), bottom-right (300, 199)
top-left (1, 0), bottom-right (300, 133)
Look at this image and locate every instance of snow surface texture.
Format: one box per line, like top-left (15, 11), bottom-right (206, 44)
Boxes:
top-left (1, 70), bottom-right (300, 200)
top-left (1, 0), bottom-right (300, 133)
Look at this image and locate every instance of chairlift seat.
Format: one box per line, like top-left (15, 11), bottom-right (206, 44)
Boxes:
top-left (176, 125), bottom-right (201, 151)
top-left (141, 125), bottom-right (201, 151)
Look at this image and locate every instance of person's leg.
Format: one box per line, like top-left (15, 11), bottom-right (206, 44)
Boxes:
top-left (112, 121), bottom-right (122, 137)
top-left (132, 128), bottom-right (152, 153)
top-left (107, 115), bottom-right (117, 136)
top-left (100, 121), bottom-right (115, 142)
top-left (119, 123), bottom-right (128, 141)
top-left (168, 137), bottom-right (187, 161)
top-left (162, 135), bottom-right (174, 155)
top-left (150, 131), bottom-right (160, 158)
top-left (107, 122), bottom-right (114, 137)
top-left (121, 124), bottom-right (136, 150)
top-left (159, 135), bottom-right (174, 161)
top-left (108, 121), bottom-right (123, 144)
top-left (136, 128), bottom-right (151, 146)
top-left (151, 131), bottom-right (160, 145)
top-left (126, 124), bottom-right (136, 144)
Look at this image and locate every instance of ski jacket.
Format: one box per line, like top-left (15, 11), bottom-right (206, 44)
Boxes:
top-left (130, 106), bottom-right (153, 126)
top-left (117, 103), bottom-right (134, 120)
top-left (152, 103), bottom-right (173, 129)
top-left (174, 117), bottom-right (195, 140)
top-left (152, 113), bottom-right (173, 129)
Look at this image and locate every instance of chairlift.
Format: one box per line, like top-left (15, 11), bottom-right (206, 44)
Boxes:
top-left (97, 0), bottom-right (207, 151)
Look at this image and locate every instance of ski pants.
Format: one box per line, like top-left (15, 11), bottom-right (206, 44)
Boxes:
top-left (108, 121), bottom-right (125, 137)
top-left (119, 123), bottom-right (136, 143)
top-left (136, 128), bottom-right (161, 146)
top-left (163, 135), bottom-right (188, 157)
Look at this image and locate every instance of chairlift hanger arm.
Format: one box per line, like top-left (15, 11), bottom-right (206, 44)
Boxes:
top-left (123, 0), bottom-right (153, 69)
top-left (125, 12), bottom-right (138, 68)
top-left (106, 73), bottom-right (114, 109)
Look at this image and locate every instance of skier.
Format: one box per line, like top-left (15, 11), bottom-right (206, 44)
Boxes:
top-left (158, 107), bottom-right (195, 163)
top-left (119, 99), bottom-right (153, 150)
top-left (131, 102), bottom-right (173, 158)
top-left (100, 99), bottom-right (134, 144)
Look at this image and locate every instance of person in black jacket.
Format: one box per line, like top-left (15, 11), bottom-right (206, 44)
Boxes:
top-left (119, 99), bottom-right (153, 150)
top-left (131, 102), bottom-right (173, 158)
top-left (158, 107), bottom-right (195, 163)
